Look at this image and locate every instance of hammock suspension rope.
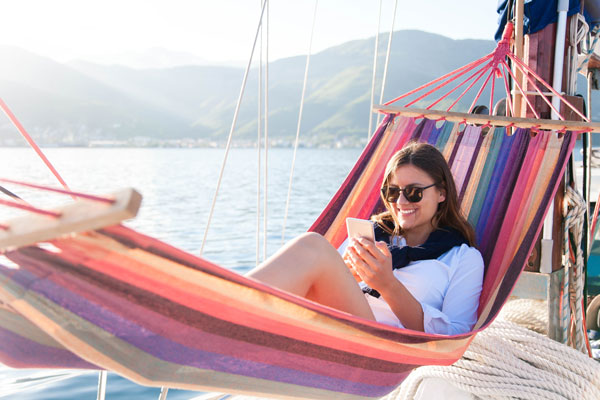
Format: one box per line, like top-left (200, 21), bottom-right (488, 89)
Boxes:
top-left (0, 99), bottom-right (73, 198)
top-left (375, 0), bottom-right (399, 127)
top-left (367, 0), bottom-right (384, 139)
top-left (263, 0), bottom-right (270, 262)
top-left (281, 0), bottom-right (319, 244)
top-left (200, 0), bottom-right (268, 256)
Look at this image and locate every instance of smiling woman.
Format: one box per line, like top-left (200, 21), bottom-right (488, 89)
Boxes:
top-left (247, 142), bottom-right (484, 334)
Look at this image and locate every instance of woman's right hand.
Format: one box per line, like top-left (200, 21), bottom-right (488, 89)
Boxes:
top-left (342, 247), bottom-right (362, 281)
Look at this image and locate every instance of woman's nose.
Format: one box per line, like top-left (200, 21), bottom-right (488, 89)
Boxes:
top-left (396, 192), bottom-right (409, 204)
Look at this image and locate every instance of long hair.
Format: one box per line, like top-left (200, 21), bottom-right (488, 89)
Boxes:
top-left (372, 142), bottom-right (477, 246)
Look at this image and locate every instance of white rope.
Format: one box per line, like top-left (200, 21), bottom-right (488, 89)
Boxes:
top-left (386, 319), bottom-right (600, 400)
top-left (563, 185), bottom-right (588, 353)
top-left (576, 22), bottom-right (600, 74)
top-left (263, 0), bottom-right (269, 262)
top-left (281, 0), bottom-right (318, 244)
top-left (367, 0), bottom-right (383, 139)
top-left (567, 14), bottom-right (589, 95)
top-left (256, 0), bottom-right (263, 267)
top-left (200, 0), bottom-right (268, 256)
top-left (96, 371), bottom-right (107, 400)
top-left (375, 0), bottom-right (399, 127)
top-left (498, 298), bottom-right (548, 335)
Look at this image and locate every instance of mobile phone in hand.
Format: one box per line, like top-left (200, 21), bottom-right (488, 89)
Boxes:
top-left (346, 217), bottom-right (375, 242)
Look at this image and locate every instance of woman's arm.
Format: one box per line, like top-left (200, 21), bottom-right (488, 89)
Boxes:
top-left (347, 238), bottom-right (425, 331)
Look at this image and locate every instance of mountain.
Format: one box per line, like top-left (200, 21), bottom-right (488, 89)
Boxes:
top-left (0, 31), bottom-right (498, 146)
top-left (72, 47), bottom-right (243, 69)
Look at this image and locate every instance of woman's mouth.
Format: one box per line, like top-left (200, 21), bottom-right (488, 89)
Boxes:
top-left (399, 209), bottom-right (416, 216)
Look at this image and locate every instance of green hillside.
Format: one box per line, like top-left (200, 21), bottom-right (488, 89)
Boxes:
top-left (0, 31), bottom-right (499, 146)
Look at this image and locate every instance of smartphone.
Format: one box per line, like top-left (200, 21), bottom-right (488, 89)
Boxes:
top-left (346, 217), bottom-right (375, 242)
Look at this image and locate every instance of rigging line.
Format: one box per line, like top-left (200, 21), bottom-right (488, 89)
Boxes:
top-left (506, 57), bottom-right (562, 119)
top-left (466, 67), bottom-right (496, 114)
top-left (376, 0), bottom-right (399, 127)
top-left (422, 59), bottom-right (492, 110)
top-left (0, 185), bottom-right (22, 201)
top-left (0, 198), bottom-right (61, 218)
top-left (508, 53), bottom-right (589, 121)
top-left (500, 63), bottom-right (515, 118)
top-left (263, 0), bottom-right (270, 261)
top-left (384, 54), bottom-right (493, 106)
top-left (445, 65), bottom-right (490, 112)
top-left (281, 0), bottom-right (319, 244)
top-left (489, 68), bottom-right (496, 115)
top-left (501, 60), bottom-right (540, 119)
top-left (367, 0), bottom-right (383, 139)
top-left (96, 371), bottom-right (107, 400)
top-left (200, 0), bottom-right (268, 256)
top-left (0, 178), bottom-right (114, 203)
top-left (257, 0), bottom-right (263, 267)
top-left (0, 98), bottom-right (73, 199)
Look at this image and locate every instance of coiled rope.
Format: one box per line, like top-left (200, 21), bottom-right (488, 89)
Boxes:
top-left (386, 319), bottom-right (600, 400)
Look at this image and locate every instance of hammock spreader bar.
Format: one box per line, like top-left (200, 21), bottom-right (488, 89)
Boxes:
top-left (0, 188), bottom-right (141, 251)
top-left (373, 105), bottom-right (600, 133)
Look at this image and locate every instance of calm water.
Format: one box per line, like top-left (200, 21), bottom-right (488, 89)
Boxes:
top-left (0, 147), bottom-right (362, 399)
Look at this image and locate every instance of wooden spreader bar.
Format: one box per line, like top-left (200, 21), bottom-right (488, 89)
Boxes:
top-left (374, 106), bottom-right (600, 133)
top-left (0, 188), bottom-right (142, 251)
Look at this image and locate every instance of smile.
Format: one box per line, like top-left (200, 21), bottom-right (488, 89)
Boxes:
top-left (399, 209), bottom-right (416, 215)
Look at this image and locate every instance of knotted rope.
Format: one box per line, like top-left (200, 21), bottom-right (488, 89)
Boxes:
top-left (562, 185), bottom-right (588, 353)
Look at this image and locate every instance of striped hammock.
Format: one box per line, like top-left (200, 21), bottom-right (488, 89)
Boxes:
top-left (0, 114), bottom-right (575, 399)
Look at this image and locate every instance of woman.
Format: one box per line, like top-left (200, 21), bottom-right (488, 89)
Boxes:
top-left (247, 142), bottom-right (484, 335)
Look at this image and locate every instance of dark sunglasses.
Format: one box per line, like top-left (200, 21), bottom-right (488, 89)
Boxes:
top-left (380, 183), bottom-right (436, 203)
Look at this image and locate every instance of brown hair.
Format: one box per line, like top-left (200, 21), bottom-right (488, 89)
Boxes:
top-left (372, 142), bottom-right (476, 246)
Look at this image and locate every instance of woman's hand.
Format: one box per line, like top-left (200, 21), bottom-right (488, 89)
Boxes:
top-left (342, 247), bottom-right (361, 281)
top-left (347, 238), bottom-right (394, 292)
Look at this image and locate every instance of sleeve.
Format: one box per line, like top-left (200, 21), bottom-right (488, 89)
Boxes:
top-left (421, 246), bottom-right (484, 335)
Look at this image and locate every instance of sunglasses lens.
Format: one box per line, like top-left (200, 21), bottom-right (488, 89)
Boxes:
top-left (404, 186), bottom-right (423, 203)
top-left (382, 186), bottom-right (400, 203)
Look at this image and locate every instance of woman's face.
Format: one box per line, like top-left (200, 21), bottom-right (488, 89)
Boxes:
top-left (387, 164), bottom-right (446, 237)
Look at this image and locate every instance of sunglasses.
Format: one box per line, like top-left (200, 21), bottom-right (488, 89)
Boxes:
top-left (381, 183), bottom-right (436, 203)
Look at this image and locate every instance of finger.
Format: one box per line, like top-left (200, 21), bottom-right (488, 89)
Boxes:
top-left (375, 241), bottom-right (391, 257)
top-left (349, 247), bottom-right (376, 276)
top-left (355, 238), bottom-right (384, 263)
top-left (353, 243), bottom-right (375, 264)
top-left (350, 250), bottom-right (374, 278)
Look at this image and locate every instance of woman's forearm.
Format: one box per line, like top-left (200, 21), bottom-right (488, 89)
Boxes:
top-left (377, 279), bottom-right (425, 331)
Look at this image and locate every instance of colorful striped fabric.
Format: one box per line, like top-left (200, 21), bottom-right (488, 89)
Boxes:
top-left (0, 115), bottom-right (576, 399)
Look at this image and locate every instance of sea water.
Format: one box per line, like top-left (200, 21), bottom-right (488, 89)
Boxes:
top-left (0, 146), bottom-right (362, 399)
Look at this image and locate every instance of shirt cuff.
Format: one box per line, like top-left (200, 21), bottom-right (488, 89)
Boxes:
top-left (421, 303), bottom-right (452, 335)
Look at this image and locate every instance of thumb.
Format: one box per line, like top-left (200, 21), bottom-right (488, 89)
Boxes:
top-left (375, 241), bottom-right (390, 256)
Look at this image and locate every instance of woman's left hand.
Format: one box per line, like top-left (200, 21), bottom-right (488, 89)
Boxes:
top-left (347, 238), bottom-right (394, 292)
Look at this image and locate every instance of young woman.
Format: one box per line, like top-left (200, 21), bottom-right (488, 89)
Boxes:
top-left (247, 142), bottom-right (484, 335)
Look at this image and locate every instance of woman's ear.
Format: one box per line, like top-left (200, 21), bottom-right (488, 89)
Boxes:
top-left (438, 189), bottom-right (446, 203)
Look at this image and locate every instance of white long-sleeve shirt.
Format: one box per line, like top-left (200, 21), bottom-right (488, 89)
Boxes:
top-left (341, 236), bottom-right (484, 335)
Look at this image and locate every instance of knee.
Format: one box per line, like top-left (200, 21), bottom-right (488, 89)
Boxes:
top-left (293, 232), bottom-right (335, 254)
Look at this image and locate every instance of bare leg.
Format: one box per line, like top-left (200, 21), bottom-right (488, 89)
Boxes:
top-left (247, 232), bottom-right (375, 320)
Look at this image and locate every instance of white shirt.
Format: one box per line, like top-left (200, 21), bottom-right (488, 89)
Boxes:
top-left (340, 236), bottom-right (484, 335)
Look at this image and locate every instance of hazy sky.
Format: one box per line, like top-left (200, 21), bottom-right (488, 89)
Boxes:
top-left (1, 0), bottom-right (500, 65)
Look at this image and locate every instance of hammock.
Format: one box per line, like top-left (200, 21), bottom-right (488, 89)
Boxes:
top-left (0, 115), bottom-right (575, 400)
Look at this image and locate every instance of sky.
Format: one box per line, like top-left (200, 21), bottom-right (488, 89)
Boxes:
top-left (0, 0), bottom-right (500, 66)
